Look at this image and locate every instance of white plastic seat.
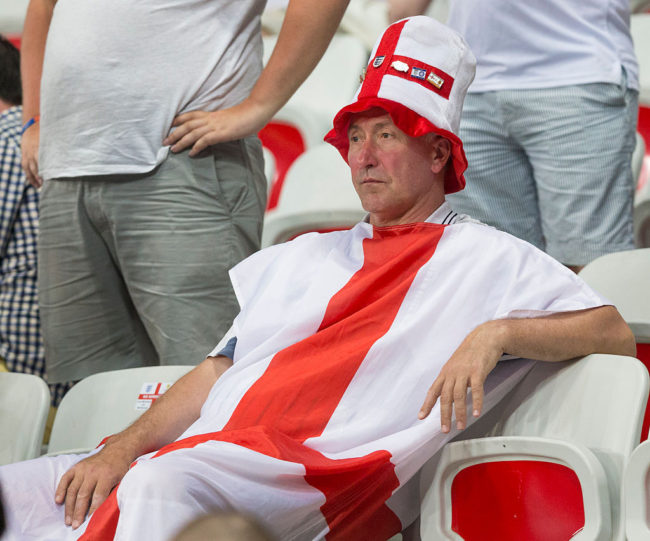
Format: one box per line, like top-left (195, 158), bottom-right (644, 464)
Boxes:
top-left (0, 372), bottom-right (50, 465)
top-left (420, 354), bottom-right (649, 541)
top-left (579, 249), bottom-right (650, 342)
top-left (261, 144), bottom-right (365, 247)
top-left (47, 365), bottom-right (192, 455)
top-left (631, 14), bottom-right (650, 107)
top-left (262, 33), bottom-right (367, 148)
top-left (624, 438), bottom-right (650, 540)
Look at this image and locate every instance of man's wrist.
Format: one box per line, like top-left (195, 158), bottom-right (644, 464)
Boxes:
top-left (21, 115), bottom-right (40, 136)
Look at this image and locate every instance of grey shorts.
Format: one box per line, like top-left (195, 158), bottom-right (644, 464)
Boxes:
top-left (447, 75), bottom-right (638, 266)
top-left (38, 137), bottom-right (266, 383)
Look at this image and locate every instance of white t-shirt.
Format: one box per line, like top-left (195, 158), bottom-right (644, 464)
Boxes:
top-left (447, 0), bottom-right (639, 93)
top-left (39, 0), bottom-right (265, 180)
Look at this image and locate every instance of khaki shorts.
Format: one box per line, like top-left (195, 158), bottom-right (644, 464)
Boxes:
top-left (38, 138), bottom-right (266, 383)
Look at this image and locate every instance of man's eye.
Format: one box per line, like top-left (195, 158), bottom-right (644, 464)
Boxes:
top-left (350, 135), bottom-right (360, 143)
top-left (380, 132), bottom-right (392, 139)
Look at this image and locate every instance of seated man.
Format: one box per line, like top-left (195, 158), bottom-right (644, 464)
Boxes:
top-left (0, 17), bottom-right (635, 541)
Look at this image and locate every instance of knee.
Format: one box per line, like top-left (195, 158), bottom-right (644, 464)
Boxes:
top-left (118, 459), bottom-right (195, 503)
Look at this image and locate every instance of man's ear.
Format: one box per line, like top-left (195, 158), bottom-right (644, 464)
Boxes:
top-left (430, 136), bottom-right (451, 175)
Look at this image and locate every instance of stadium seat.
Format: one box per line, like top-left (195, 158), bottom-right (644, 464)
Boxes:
top-left (47, 365), bottom-right (192, 455)
top-left (632, 14), bottom-right (650, 247)
top-left (261, 144), bottom-right (365, 247)
top-left (623, 438), bottom-right (650, 540)
top-left (420, 354), bottom-right (649, 541)
top-left (635, 124), bottom-right (650, 247)
top-left (260, 34), bottom-right (367, 209)
top-left (631, 14), bottom-right (650, 107)
top-left (579, 249), bottom-right (650, 439)
top-left (0, 372), bottom-right (50, 465)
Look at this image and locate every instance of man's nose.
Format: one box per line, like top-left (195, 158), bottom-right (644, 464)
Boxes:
top-left (354, 139), bottom-right (377, 168)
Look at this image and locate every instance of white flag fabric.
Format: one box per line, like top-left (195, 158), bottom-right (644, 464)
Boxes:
top-left (0, 205), bottom-right (607, 540)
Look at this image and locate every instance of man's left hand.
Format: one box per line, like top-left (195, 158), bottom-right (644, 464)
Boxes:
top-left (163, 99), bottom-right (272, 156)
top-left (418, 321), bottom-right (504, 433)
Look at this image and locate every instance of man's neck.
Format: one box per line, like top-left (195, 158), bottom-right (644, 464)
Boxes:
top-left (368, 198), bottom-right (446, 228)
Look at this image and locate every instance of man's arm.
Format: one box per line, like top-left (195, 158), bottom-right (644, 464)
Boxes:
top-left (419, 305), bottom-right (636, 433)
top-left (163, 0), bottom-right (350, 156)
top-left (20, 0), bottom-right (56, 188)
top-left (56, 355), bottom-right (233, 530)
top-left (387, 0), bottom-right (431, 23)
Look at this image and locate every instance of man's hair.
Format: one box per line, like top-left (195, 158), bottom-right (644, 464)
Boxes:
top-left (0, 36), bottom-right (21, 106)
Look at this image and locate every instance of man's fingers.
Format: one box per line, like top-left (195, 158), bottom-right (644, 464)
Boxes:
top-left (171, 126), bottom-right (212, 153)
top-left (419, 380), bottom-right (442, 419)
top-left (164, 118), bottom-right (205, 146)
top-left (63, 476), bottom-right (82, 526)
top-left (71, 480), bottom-right (97, 529)
top-left (470, 376), bottom-right (484, 418)
top-left (87, 477), bottom-right (118, 517)
top-left (55, 470), bottom-right (74, 505)
top-left (189, 132), bottom-right (221, 156)
top-left (171, 110), bottom-right (203, 126)
top-left (439, 382), bottom-right (454, 433)
top-left (453, 378), bottom-right (468, 430)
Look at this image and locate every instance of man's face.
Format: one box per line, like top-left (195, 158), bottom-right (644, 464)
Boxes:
top-left (347, 110), bottom-right (443, 227)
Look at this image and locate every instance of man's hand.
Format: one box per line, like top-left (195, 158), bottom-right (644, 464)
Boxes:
top-left (419, 322), bottom-right (504, 433)
top-left (163, 99), bottom-right (272, 157)
top-left (21, 126), bottom-right (42, 188)
top-left (55, 444), bottom-right (134, 529)
top-left (418, 306), bottom-right (636, 434)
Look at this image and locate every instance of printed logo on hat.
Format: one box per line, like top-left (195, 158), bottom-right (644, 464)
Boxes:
top-left (372, 55), bottom-right (385, 68)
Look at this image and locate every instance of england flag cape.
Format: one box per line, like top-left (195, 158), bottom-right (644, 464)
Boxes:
top-left (3, 205), bottom-right (606, 541)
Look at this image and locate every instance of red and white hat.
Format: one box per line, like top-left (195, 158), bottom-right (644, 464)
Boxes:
top-left (324, 16), bottom-right (476, 194)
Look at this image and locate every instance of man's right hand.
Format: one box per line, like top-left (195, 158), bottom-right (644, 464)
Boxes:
top-left (21, 125), bottom-right (43, 188)
top-left (54, 445), bottom-right (133, 529)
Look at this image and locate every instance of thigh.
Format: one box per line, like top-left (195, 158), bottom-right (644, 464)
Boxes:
top-left (447, 92), bottom-right (545, 250)
top-left (0, 452), bottom-right (92, 541)
top-left (512, 82), bottom-right (638, 265)
top-left (38, 180), bottom-right (155, 383)
top-left (111, 442), bottom-right (324, 541)
top-left (103, 138), bottom-right (266, 366)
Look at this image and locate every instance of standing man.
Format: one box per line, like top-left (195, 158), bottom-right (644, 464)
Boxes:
top-left (0, 35), bottom-right (72, 405)
top-left (20, 0), bottom-right (350, 385)
top-left (390, 0), bottom-right (639, 272)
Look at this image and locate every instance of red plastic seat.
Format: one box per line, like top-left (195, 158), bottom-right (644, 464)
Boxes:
top-left (451, 460), bottom-right (585, 541)
top-left (258, 121), bottom-right (306, 211)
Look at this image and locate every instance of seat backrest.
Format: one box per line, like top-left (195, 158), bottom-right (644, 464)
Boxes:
top-left (47, 365), bottom-right (192, 455)
top-left (579, 249), bottom-right (650, 342)
top-left (421, 354), bottom-right (648, 541)
top-left (580, 250), bottom-right (650, 438)
top-left (631, 14), bottom-right (650, 106)
top-left (261, 144), bottom-right (365, 247)
top-left (446, 354), bottom-right (646, 541)
top-left (0, 372), bottom-right (50, 465)
top-left (624, 438), bottom-right (650, 540)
